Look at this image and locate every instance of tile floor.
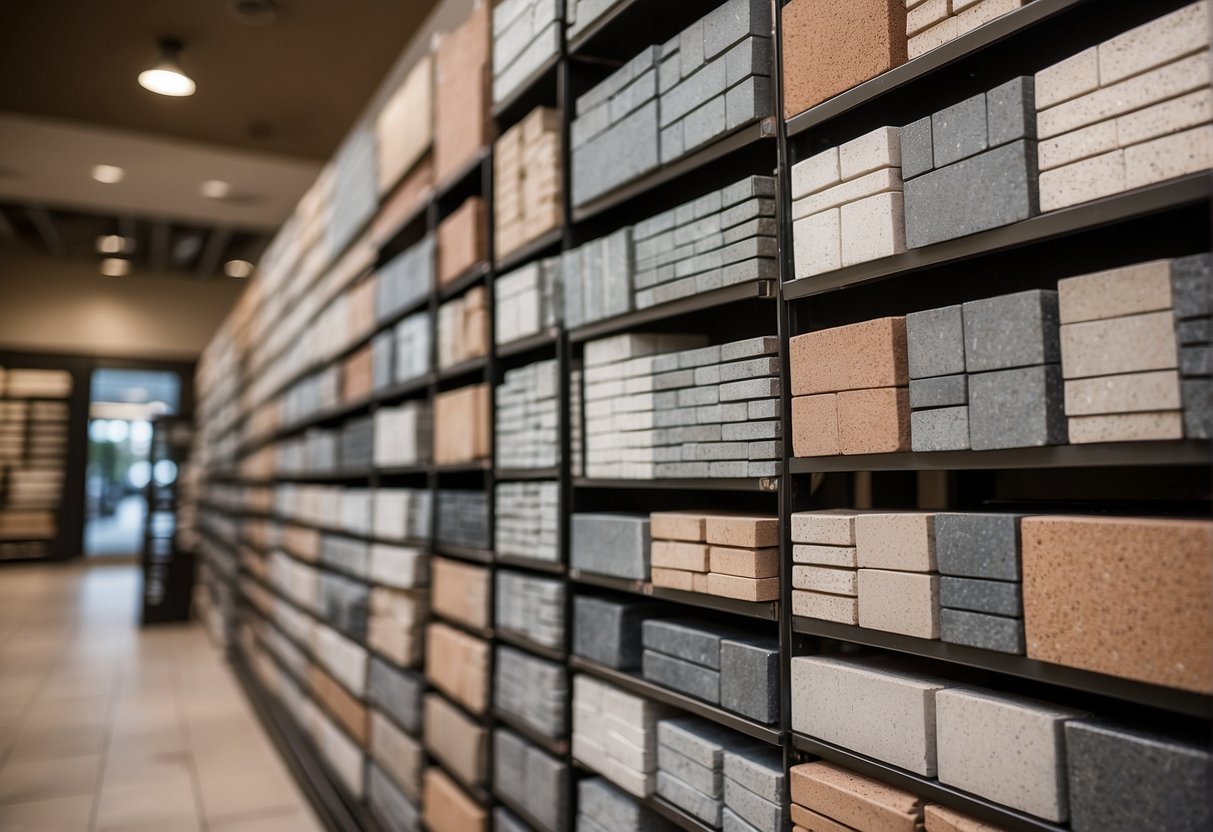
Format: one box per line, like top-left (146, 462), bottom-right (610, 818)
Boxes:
top-left (0, 561), bottom-right (324, 831)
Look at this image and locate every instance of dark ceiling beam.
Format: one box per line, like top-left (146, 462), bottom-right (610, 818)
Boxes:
top-left (196, 227), bottom-right (232, 277)
top-left (149, 220), bottom-right (169, 273)
top-left (25, 206), bottom-right (65, 256)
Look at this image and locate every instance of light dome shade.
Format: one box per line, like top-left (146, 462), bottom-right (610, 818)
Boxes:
top-left (139, 40), bottom-right (196, 96)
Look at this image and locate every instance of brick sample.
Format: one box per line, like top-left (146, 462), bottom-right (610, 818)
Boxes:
top-left (1036, 3), bottom-right (1213, 211)
top-left (434, 2), bottom-right (490, 184)
top-left (1021, 515), bottom-right (1213, 692)
top-left (902, 77), bottom-right (1039, 248)
top-left (782, 0), bottom-right (907, 118)
top-left (790, 511), bottom-right (861, 623)
top-left (908, 0), bottom-right (1027, 61)
top-left (790, 760), bottom-right (924, 831)
top-left (936, 687), bottom-right (1085, 821)
top-left (791, 318), bottom-right (911, 456)
top-left (792, 127), bottom-right (906, 278)
top-left (791, 655), bottom-right (948, 774)
top-left (423, 767), bottom-right (486, 832)
top-left (573, 674), bottom-right (677, 797)
top-left (494, 107), bottom-right (563, 260)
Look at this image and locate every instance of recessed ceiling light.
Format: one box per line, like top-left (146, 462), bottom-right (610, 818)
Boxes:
top-left (201, 180), bottom-right (231, 199)
top-left (138, 38), bottom-right (196, 97)
top-left (100, 258), bottom-right (130, 277)
top-left (96, 235), bottom-right (135, 255)
top-left (224, 259), bottom-right (254, 278)
top-left (92, 164), bottom-right (125, 184)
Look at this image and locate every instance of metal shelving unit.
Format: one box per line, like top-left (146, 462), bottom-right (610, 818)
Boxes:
top-left (190, 1), bottom-right (1213, 831)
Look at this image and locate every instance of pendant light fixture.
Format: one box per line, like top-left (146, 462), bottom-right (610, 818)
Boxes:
top-left (138, 38), bottom-right (196, 97)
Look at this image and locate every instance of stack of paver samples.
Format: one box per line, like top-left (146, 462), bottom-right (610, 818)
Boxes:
top-left (495, 359), bottom-right (559, 469)
top-left (374, 402), bottom-right (431, 467)
top-left (495, 570), bottom-right (564, 649)
top-left (576, 776), bottom-right (678, 832)
top-left (790, 509), bottom-right (860, 624)
top-left (495, 257), bottom-right (562, 345)
top-left (649, 511), bottom-right (780, 602)
top-left (377, 236), bottom-right (435, 323)
top-left (436, 490), bottom-right (489, 550)
top-left (495, 108), bottom-right (563, 260)
top-left (572, 595), bottom-right (660, 671)
top-left (572, 674), bottom-right (674, 797)
top-left (495, 645), bottom-right (567, 739)
top-left (492, 0), bottom-right (561, 105)
top-left (937, 513), bottom-right (1025, 654)
top-left (495, 481), bottom-right (558, 562)
top-left (493, 728), bottom-right (569, 832)
top-left (582, 334), bottom-right (781, 479)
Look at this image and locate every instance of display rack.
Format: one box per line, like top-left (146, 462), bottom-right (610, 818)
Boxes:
top-left (190, 0), bottom-right (1213, 831)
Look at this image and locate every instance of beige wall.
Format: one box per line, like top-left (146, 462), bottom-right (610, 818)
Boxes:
top-left (0, 247), bottom-right (244, 360)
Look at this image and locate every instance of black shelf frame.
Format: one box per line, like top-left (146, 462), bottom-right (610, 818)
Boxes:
top-left (190, 0), bottom-right (1213, 830)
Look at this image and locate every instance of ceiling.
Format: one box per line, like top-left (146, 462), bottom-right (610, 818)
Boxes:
top-left (0, 0), bottom-right (441, 280)
top-left (0, 0), bottom-right (441, 160)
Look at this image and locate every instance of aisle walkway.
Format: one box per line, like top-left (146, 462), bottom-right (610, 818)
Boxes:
top-left (0, 562), bottom-right (322, 832)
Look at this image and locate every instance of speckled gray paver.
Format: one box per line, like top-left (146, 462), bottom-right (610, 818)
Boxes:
top-left (1065, 720), bottom-right (1213, 832)
top-left (940, 576), bottom-right (1022, 616)
top-left (932, 91), bottom-right (988, 167)
top-left (968, 364), bottom-right (1067, 450)
top-left (940, 608), bottom-right (1025, 654)
top-left (962, 289), bottom-right (1060, 373)
top-left (907, 305), bottom-right (965, 379)
top-left (720, 637), bottom-right (779, 723)
top-left (911, 406), bottom-right (971, 451)
top-left (910, 374), bottom-right (968, 408)
top-left (935, 513), bottom-right (1022, 581)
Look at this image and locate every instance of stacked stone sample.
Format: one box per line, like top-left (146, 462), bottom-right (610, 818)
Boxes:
top-left (642, 618), bottom-right (779, 723)
top-left (431, 557), bottom-right (490, 633)
top-left (790, 510), bottom-right (860, 624)
top-left (342, 343), bottom-right (374, 403)
top-left (1058, 255), bottom-right (1207, 442)
top-left (577, 776), bottom-right (679, 832)
top-left (1021, 515), bottom-right (1213, 693)
top-left (495, 645), bottom-right (567, 739)
top-left (495, 107), bottom-right (562, 260)
top-left (434, 2), bottom-right (490, 184)
top-left (570, 48), bottom-right (660, 208)
top-left (855, 513), bottom-right (940, 639)
top-left (936, 513), bottom-right (1025, 654)
top-left (572, 595), bottom-right (662, 671)
top-left (495, 481), bottom-right (558, 562)
top-left (495, 257), bottom-right (562, 345)
top-left (790, 318), bottom-right (910, 456)
top-left (791, 655), bottom-right (948, 775)
top-left (936, 686), bottom-right (1085, 822)
top-left (649, 511), bottom-right (779, 602)
top-left (393, 311), bottom-right (431, 385)
top-left (781, 0), bottom-right (906, 118)
top-left (493, 727), bottom-right (569, 832)
top-left (902, 77), bottom-right (1039, 247)
top-left (1065, 720), bottom-right (1212, 832)
top-left (367, 657), bottom-right (424, 736)
top-left (437, 489), bottom-right (489, 550)
top-left (791, 127), bottom-right (905, 278)
top-left (905, 304), bottom-right (968, 451)
top-left (340, 415), bottom-right (375, 469)
top-left (376, 55), bottom-right (432, 194)
top-left (907, 0), bottom-right (1026, 60)
top-left (425, 622), bottom-right (490, 715)
top-left (424, 766), bottom-right (486, 832)
top-left (320, 572), bottom-right (369, 639)
top-left (424, 691), bottom-right (487, 787)
top-left (495, 570), bottom-right (564, 649)
top-left (492, 0), bottom-right (561, 105)
top-left (561, 228), bottom-right (634, 328)
top-left (437, 287), bottom-right (488, 370)
top-left (373, 488), bottom-right (432, 544)
top-left (653, 717), bottom-right (777, 829)
top-left (369, 761), bottom-right (421, 832)
top-left (437, 197), bottom-right (488, 287)
top-left (369, 542), bottom-right (428, 594)
top-left (570, 513), bottom-right (651, 580)
top-left (374, 402), bottom-right (431, 467)
top-left (570, 0), bottom-right (772, 208)
top-left (377, 236), bottom-right (435, 323)
top-left (572, 673), bottom-right (675, 796)
top-left (368, 585), bottom-right (426, 666)
top-left (1036, 3), bottom-right (1213, 211)
top-left (329, 126), bottom-right (378, 257)
top-left (790, 761), bottom-right (928, 831)
top-left (583, 333), bottom-right (781, 478)
top-left (629, 177), bottom-right (778, 310)
top-left (433, 384), bottom-right (490, 465)
top-left (495, 359), bottom-right (559, 469)
top-left (565, 0), bottom-right (613, 40)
